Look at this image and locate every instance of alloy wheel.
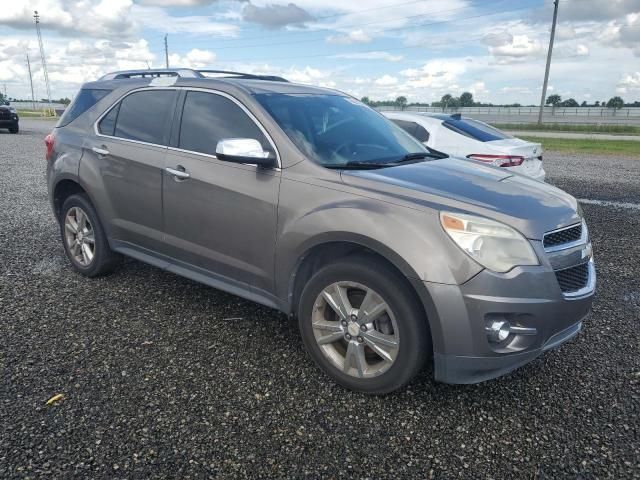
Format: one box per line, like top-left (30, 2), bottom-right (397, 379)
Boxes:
top-left (311, 281), bottom-right (400, 378)
top-left (64, 206), bottom-right (96, 267)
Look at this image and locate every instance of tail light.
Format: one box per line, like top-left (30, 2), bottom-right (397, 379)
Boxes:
top-left (467, 154), bottom-right (525, 168)
top-left (45, 134), bottom-right (54, 161)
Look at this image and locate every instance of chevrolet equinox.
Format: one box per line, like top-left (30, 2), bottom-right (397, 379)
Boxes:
top-left (46, 69), bottom-right (596, 393)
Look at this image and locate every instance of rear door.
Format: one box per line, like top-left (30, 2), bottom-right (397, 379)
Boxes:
top-left (161, 89), bottom-right (281, 293)
top-left (90, 88), bottom-right (178, 252)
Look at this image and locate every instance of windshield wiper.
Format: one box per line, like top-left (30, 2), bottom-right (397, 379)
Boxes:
top-left (323, 151), bottom-right (443, 170)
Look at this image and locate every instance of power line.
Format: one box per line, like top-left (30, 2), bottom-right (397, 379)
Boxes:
top-left (174, 0), bottom-right (529, 55)
top-left (173, 0), bottom-right (512, 47)
top-left (538, 0), bottom-right (559, 125)
top-left (184, 4), bottom-right (537, 63)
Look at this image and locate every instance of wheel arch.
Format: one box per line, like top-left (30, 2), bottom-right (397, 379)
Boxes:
top-left (52, 178), bottom-right (87, 219)
top-left (284, 234), bottom-right (441, 356)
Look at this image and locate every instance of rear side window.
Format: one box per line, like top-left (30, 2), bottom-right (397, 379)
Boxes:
top-left (112, 90), bottom-right (176, 145)
top-left (391, 119), bottom-right (430, 143)
top-left (178, 91), bottom-right (270, 156)
top-left (442, 118), bottom-right (512, 142)
top-left (413, 124), bottom-right (430, 143)
top-left (98, 102), bottom-right (120, 136)
top-left (58, 89), bottom-right (110, 127)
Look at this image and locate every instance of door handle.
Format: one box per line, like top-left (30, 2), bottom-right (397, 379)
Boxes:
top-left (165, 166), bottom-right (191, 180)
top-left (92, 146), bottom-right (109, 156)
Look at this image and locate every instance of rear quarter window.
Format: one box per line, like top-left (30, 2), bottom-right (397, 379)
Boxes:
top-left (57, 89), bottom-right (111, 127)
top-left (443, 118), bottom-right (512, 142)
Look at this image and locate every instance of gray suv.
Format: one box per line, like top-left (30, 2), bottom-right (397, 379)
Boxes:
top-left (46, 69), bottom-right (595, 393)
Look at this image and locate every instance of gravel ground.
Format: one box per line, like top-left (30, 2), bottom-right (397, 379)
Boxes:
top-left (1, 121), bottom-right (639, 479)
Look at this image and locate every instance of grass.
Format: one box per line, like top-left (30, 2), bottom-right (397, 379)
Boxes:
top-left (519, 136), bottom-right (640, 156)
top-left (17, 110), bottom-right (58, 119)
top-left (492, 123), bottom-right (640, 135)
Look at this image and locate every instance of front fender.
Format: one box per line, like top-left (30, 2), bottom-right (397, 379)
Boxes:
top-left (274, 174), bottom-right (482, 301)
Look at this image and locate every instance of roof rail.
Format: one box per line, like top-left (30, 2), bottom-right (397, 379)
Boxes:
top-left (99, 69), bottom-right (203, 80)
top-left (98, 68), bottom-right (288, 82)
top-left (197, 70), bottom-right (288, 82)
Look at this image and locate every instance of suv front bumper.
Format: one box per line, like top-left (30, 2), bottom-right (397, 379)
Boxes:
top-left (423, 256), bottom-right (595, 385)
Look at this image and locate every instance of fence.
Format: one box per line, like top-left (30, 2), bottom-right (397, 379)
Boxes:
top-left (376, 106), bottom-right (640, 125)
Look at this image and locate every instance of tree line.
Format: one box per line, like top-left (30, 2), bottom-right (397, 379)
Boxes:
top-left (361, 92), bottom-right (639, 110)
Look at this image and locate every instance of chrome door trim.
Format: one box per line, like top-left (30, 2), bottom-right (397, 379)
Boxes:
top-left (92, 86), bottom-right (282, 169)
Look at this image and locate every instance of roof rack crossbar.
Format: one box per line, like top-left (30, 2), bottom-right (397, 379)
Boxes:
top-left (98, 68), bottom-right (288, 82)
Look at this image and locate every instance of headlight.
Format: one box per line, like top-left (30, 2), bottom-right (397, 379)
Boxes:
top-left (440, 212), bottom-right (538, 273)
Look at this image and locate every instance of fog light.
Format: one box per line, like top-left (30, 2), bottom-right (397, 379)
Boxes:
top-left (486, 320), bottom-right (511, 343)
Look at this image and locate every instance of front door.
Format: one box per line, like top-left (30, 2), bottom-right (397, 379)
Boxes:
top-left (161, 90), bottom-right (281, 293)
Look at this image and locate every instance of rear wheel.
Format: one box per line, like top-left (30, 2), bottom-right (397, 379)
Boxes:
top-left (298, 256), bottom-right (430, 394)
top-left (60, 194), bottom-right (121, 277)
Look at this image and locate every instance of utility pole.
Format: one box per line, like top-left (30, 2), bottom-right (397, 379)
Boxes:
top-left (164, 34), bottom-right (169, 68)
top-left (33, 10), bottom-right (52, 108)
top-left (538, 0), bottom-right (559, 125)
top-left (26, 53), bottom-right (37, 111)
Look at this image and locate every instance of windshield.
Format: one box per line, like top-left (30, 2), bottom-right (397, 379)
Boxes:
top-left (254, 93), bottom-right (428, 166)
top-left (442, 117), bottom-right (513, 142)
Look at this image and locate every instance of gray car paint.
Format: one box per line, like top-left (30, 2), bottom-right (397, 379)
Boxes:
top-left (46, 76), bottom-right (595, 384)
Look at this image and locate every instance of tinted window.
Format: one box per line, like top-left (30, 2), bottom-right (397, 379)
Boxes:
top-left (98, 102), bottom-right (120, 136)
top-left (58, 89), bottom-right (110, 127)
top-left (179, 91), bottom-right (270, 156)
top-left (391, 119), bottom-right (417, 136)
top-left (255, 94), bottom-right (426, 166)
top-left (443, 117), bottom-right (512, 142)
top-left (413, 124), bottom-right (430, 142)
top-left (114, 90), bottom-right (175, 145)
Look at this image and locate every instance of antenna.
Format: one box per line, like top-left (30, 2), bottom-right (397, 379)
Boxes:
top-left (33, 10), bottom-right (52, 107)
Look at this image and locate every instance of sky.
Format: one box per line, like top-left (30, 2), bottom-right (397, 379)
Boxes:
top-left (0, 0), bottom-right (639, 105)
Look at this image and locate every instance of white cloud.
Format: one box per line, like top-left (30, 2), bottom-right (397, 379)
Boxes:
top-left (326, 29), bottom-right (371, 44)
top-left (332, 51), bottom-right (403, 62)
top-left (617, 72), bottom-right (640, 94)
top-left (374, 75), bottom-right (398, 86)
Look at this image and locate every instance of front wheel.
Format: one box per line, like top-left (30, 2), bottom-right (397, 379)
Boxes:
top-left (298, 256), bottom-right (430, 394)
top-left (9, 125), bottom-right (18, 134)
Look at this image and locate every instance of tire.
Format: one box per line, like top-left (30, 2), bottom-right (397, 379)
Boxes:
top-left (9, 125), bottom-right (18, 134)
top-left (59, 193), bottom-right (121, 277)
top-left (298, 255), bottom-right (430, 394)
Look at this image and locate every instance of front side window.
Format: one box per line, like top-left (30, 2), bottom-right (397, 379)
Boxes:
top-left (112, 90), bottom-right (176, 145)
top-left (178, 91), bottom-right (270, 156)
top-left (255, 94), bottom-right (426, 167)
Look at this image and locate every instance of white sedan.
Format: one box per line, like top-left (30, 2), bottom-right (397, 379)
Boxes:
top-left (384, 112), bottom-right (546, 181)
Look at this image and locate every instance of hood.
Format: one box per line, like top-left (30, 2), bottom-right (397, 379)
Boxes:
top-left (340, 158), bottom-right (580, 239)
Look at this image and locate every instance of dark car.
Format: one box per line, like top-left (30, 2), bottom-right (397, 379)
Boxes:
top-left (0, 101), bottom-right (19, 133)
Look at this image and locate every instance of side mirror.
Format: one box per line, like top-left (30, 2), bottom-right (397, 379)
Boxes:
top-left (215, 138), bottom-right (276, 168)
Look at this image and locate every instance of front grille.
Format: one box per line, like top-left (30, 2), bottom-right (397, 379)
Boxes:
top-left (544, 224), bottom-right (582, 249)
top-left (555, 262), bottom-right (589, 293)
top-left (0, 111), bottom-right (10, 120)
